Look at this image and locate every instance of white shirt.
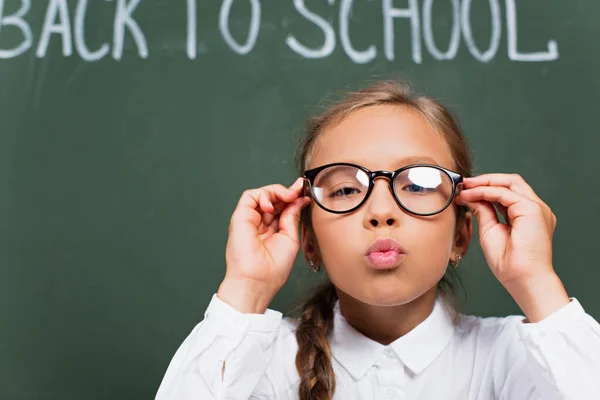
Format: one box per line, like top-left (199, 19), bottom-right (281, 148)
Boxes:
top-left (155, 293), bottom-right (600, 399)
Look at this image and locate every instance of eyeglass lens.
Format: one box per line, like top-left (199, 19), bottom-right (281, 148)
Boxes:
top-left (311, 165), bottom-right (454, 214)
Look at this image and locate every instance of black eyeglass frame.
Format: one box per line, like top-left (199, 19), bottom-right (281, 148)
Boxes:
top-left (303, 162), bottom-right (464, 216)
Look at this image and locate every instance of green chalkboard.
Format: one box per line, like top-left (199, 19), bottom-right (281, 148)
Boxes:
top-left (1, 0), bottom-right (598, 398)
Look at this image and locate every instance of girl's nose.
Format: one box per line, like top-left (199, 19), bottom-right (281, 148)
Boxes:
top-left (364, 179), bottom-right (401, 228)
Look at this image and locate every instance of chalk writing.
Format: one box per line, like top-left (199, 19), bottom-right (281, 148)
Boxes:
top-left (0, 0), bottom-right (559, 63)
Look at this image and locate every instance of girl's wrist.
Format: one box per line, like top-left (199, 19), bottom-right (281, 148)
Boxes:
top-left (217, 277), bottom-right (277, 314)
top-left (504, 271), bottom-right (570, 323)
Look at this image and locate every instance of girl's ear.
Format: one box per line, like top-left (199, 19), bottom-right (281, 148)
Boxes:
top-left (301, 224), bottom-right (320, 264)
top-left (453, 212), bottom-right (473, 257)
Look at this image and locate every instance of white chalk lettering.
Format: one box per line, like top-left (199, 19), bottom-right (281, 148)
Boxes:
top-left (340, 0), bottom-right (376, 64)
top-left (383, 0), bottom-right (421, 64)
top-left (187, 0), bottom-right (197, 59)
top-left (37, 0), bottom-right (72, 58)
top-left (113, 0), bottom-right (148, 60)
top-left (219, 0), bottom-right (261, 55)
top-left (75, 0), bottom-right (109, 61)
top-left (505, 0), bottom-right (558, 62)
top-left (422, 0), bottom-right (459, 60)
top-left (0, 0), bottom-right (561, 64)
top-left (0, 0), bottom-right (32, 58)
top-left (461, 0), bottom-right (500, 62)
top-left (286, 0), bottom-right (335, 59)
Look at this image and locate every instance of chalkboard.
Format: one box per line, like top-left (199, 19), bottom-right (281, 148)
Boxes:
top-left (1, 0), bottom-right (598, 398)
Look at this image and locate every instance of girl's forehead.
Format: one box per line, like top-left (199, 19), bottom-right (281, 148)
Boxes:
top-left (309, 105), bottom-right (455, 171)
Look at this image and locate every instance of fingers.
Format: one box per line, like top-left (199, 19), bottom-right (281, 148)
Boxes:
top-left (232, 178), bottom-right (309, 233)
top-left (459, 173), bottom-right (556, 225)
top-left (458, 185), bottom-right (526, 210)
top-left (260, 212), bottom-right (276, 230)
top-left (464, 174), bottom-right (542, 203)
top-left (237, 178), bottom-right (304, 213)
top-left (288, 177), bottom-right (305, 194)
top-left (460, 198), bottom-right (500, 234)
top-left (278, 196), bottom-right (311, 245)
top-left (258, 214), bottom-right (280, 239)
top-left (457, 185), bottom-right (544, 226)
top-left (259, 179), bottom-right (305, 213)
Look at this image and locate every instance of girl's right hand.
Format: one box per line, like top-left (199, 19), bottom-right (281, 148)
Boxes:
top-left (218, 178), bottom-right (310, 313)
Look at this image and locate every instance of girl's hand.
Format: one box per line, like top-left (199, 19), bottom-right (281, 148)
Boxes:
top-left (219, 178), bottom-right (310, 313)
top-left (456, 173), bottom-right (569, 321)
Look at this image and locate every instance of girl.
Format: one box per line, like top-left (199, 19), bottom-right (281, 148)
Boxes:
top-left (155, 80), bottom-right (600, 399)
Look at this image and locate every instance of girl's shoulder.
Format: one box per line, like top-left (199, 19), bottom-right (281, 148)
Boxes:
top-left (256, 316), bottom-right (302, 396)
top-left (452, 311), bottom-right (527, 349)
top-left (280, 316), bottom-right (300, 338)
top-left (268, 316), bottom-right (301, 359)
top-left (456, 311), bottom-right (526, 331)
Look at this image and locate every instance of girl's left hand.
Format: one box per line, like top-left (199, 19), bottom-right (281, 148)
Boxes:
top-left (455, 173), bottom-right (558, 288)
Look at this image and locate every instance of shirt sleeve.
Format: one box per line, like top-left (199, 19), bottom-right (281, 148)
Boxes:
top-left (496, 298), bottom-right (600, 400)
top-left (154, 293), bottom-right (282, 400)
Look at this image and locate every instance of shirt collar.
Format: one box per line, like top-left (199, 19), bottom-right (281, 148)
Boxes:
top-left (330, 296), bottom-right (455, 380)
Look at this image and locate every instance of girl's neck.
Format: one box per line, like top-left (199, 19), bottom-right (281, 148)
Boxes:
top-left (336, 287), bottom-right (438, 345)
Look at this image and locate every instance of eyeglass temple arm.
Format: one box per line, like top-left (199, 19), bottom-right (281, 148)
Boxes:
top-left (302, 177), bottom-right (311, 198)
top-left (455, 181), bottom-right (464, 197)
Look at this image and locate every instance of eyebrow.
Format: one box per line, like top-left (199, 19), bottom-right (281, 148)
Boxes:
top-left (312, 156), bottom-right (444, 174)
top-left (397, 156), bottom-right (441, 166)
top-left (316, 165), bottom-right (355, 182)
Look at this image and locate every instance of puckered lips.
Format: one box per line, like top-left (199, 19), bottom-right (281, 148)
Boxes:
top-left (364, 237), bottom-right (406, 269)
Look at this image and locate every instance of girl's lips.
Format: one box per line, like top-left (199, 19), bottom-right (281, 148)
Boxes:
top-left (366, 237), bottom-right (405, 255)
top-left (365, 251), bottom-right (405, 269)
top-left (365, 238), bottom-right (406, 269)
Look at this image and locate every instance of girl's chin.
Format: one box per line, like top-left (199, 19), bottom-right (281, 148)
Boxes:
top-left (355, 287), bottom-right (423, 307)
top-left (350, 281), bottom-right (437, 307)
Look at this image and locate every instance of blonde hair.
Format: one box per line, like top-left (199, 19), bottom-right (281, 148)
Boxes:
top-left (293, 79), bottom-right (472, 400)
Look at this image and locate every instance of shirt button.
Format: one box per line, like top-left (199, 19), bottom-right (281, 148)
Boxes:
top-left (386, 388), bottom-right (397, 399)
top-left (384, 348), bottom-right (395, 358)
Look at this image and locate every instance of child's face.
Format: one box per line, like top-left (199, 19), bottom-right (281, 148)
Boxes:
top-left (303, 105), bottom-right (467, 306)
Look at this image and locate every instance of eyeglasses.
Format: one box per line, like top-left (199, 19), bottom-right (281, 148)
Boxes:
top-left (303, 162), bottom-right (464, 216)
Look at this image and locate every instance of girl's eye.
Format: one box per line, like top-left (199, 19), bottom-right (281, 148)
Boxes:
top-left (330, 186), bottom-right (361, 198)
top-left (403, 183), bottom-right (432, 194)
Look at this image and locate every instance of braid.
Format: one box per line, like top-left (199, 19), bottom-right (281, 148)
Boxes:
top-left (295, 282), bottom-right (338, 400)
